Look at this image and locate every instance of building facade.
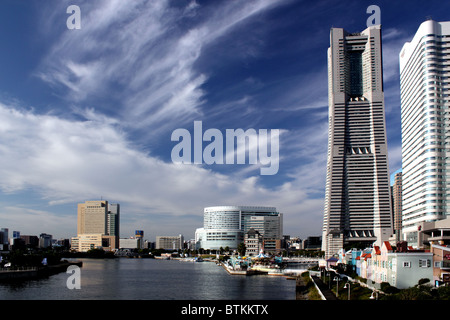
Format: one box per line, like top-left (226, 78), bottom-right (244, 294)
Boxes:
top-left (357, 241), bottom-right (433, 289)
top-left (107, 203), bottom-right (120, 247)
top-left (431, 244), bottom-right (450, 286)
top-left (244, 228), bottom-right (263, 256)
top-left (71, 233), bottom-right (117, 252)
top-left (156, 235), bottom-right (184, 250)
top-left (197, 206), bottom-right (282, 250)
top-left (322, 25), bottom-right (393, 258)
top-left (392, 172), bottom-right (403, 241)
top-left (73, 200), bottom-right (120, 252)
top-left (400, 20), bottom-right (450, 247)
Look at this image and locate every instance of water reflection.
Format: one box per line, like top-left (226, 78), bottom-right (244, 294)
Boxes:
top-left (0, 258), bottom-right (296, 300)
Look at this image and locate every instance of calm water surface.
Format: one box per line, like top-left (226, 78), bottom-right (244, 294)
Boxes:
top-left (0, 258), bottom-right (297, 300)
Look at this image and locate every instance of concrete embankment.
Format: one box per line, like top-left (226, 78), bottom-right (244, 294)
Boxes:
top-left (0, 261), bottom-right (82, 282)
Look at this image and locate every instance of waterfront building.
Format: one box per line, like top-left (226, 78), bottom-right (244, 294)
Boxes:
top-left (77, 200), bottom-right (109, 235)
top-left (73, 200), bottom-right (120, 252)
top-left (119, 237), bottom-right (141, 250)
top-left (356, 241), bottom-right (433, 289)
top-left (262, 239), bottom-right (282, 255)
top-left (322, 25), bottom-right (393, 258)
top-left (198, 206), bottom-right (282, 250)
top-left (71, 233), bottom-right (117, 252)
top-left (244, 228), bottom-right (263, 256)
top-left (399, 20), bottom-right (450, 247)
top-left (156, 234), bottom-right (184, 251)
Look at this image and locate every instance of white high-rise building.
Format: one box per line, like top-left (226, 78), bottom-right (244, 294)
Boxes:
top-left (322, 25), bottom-right (393, 258)
top-left (400, 20), bottom-right (450, 247)
top-left (196, 206), bottom-right (282, 250)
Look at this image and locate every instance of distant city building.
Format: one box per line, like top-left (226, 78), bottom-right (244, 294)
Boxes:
top-left (399, 20), bottom-right (450, 247)
top-left (156, 235), bottom-right (184, 251)
top-left (107, 203), bottom-right (120, 247)
top-left (20, 235), bottom-right (39, 248)
top-left (55, 238), bottom-right (70, 249)
top-left (244, 228), bottom-right (263, 256)
top-left (392, 172), bottom-right (403, 241)
top-left (72, 234), bottom-right (117, 252)
top-left (77, 200), bottom-right (109, 235)
top-left (72, 200), bottom-right (120, 252)
top-left (39, 233), bottom-right (53, 248)
top-left (135, 230), bottom-right (144, 249)
top-left (303, 236), bottom-right (322, 250)
top-left (12, 231), bottom-right (20, 240)
top-left (0, 228), bottom-right (9, 251)
top-left (197, 206), bottom-right (282, 250)
top-left (262, 239), bottom-right (282, 255)
top-left (119, 238), bottom-right (141, 250)
top-left (322, 25), bottom-right (393, 258)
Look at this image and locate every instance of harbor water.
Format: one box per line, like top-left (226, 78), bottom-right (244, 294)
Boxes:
top-left (0, 258), bottom-right (299, 300)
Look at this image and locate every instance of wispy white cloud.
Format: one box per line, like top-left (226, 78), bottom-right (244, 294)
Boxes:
top-left (0, 103), bottom-right (324, 238)
top-left (36, 0), bottom-right (286, 139)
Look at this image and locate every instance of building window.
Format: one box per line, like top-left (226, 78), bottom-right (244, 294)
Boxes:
top-left (419, 259), bottom-right (431, 268)
top-left (403, 261), bottom-right (411, 268)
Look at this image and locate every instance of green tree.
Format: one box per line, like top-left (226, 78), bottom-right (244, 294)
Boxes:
top-left (237, 243), bottom-right (246, 256)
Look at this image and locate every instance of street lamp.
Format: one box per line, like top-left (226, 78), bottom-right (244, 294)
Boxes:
top-left (333, 276), bottom-right (340, 297)
top-left (344, 282), bottom-right (351, 300)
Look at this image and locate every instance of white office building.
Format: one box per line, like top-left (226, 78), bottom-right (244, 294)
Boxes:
top-left (196, 206), bottom-right (282, 250)
top-left (400, 20), bottom-right (450, 247)
top-left (322, 25), bottom-right (393, 258)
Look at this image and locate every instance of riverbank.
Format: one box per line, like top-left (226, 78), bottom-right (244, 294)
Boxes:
top-left (0, 260), bottom-right (82, 282)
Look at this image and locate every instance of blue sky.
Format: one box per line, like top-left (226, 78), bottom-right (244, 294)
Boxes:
top-left (0, 0), bottom-right (449, 242)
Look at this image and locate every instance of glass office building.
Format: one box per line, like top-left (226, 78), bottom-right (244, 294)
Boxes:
top-left (196, 206), bottom-right (282, 250)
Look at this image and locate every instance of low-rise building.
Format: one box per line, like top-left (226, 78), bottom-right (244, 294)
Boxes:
top-left (244, 228), bottom-right (262, 256)
top-left (71, 234), bottom-right (117, 252)
top-left (358, 241), bottom-right (433, 289)
top-left (156, 235), bottom-right (184, 250)
top-left (431, 244), bottom-right (450, 287)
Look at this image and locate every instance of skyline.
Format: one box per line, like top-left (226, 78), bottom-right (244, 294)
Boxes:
top-left (0, 0), bottom-right (449, 241)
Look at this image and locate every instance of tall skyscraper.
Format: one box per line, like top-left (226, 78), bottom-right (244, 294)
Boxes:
top-left (107, 203), bottom-right (120, 239)
top-left (392, 172), bottom-right (403, 241)
top-left (77, 200), bottom-right (109, 235)
top-left (77, 200), bottom-right (120, 237)
top-left (322, 25), bottom-right (393, 258)
top-left (74, 200), bottom-right (120, 251)
top-left (399, 20), bottom-right (450, 247)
